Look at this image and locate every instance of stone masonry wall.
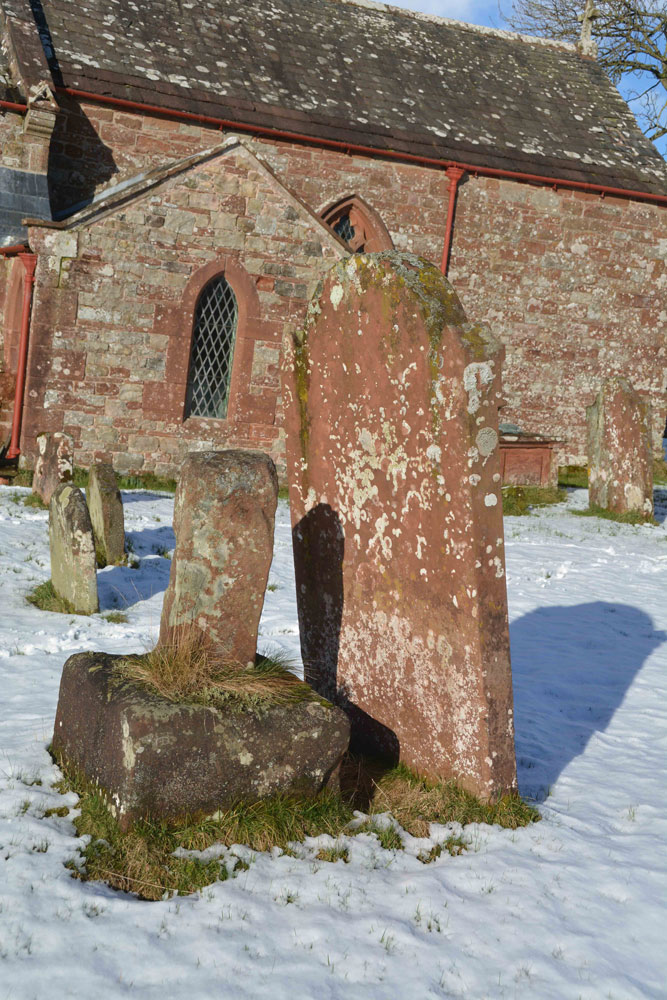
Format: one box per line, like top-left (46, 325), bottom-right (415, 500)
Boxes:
top-left (22, 143), bottom-right (344, 475)
top-left (15, 100), bottom-right (667, 469)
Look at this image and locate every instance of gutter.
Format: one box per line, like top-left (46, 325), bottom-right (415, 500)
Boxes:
top-left (56, 86), bottom-right (667, 210)
top-left (6, 252), bottom-right (37, 460)
top-left (0, 243), bottom-right (29, 255)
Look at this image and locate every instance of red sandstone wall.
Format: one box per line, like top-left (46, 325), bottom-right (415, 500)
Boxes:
top-left (30, 101), bottom-right (667, 468)
top-left (23, 143), bottom-right (344, 475)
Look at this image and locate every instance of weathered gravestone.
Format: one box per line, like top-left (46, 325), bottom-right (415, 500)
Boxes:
top-left (159, 450), bottom-right (279, 666)
top-left (587, 376), bottom-right (653, 518)
top-left (283, 251), bottom-right (517, 800)
top-left (52, 448), bottom-right (350, 828)
top-left (87, 462), bottom-right (125, 565)
top-left (32, 431), bottom-right (73, 505)
top-left (49, 483), bottom-right (99, 614)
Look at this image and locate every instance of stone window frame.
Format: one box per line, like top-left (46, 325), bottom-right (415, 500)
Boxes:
top-left (154, 256), bottom-right (263, 427)
top-left (320, 195), bottom-right (393, 253)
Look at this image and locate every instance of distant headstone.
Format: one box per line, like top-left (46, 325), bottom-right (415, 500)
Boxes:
top-left (283, 251), bottom-right (517, 800)
top-left (87, 463), bottom-right (125, 566)
top-left (33, 432), bottom-right (73, 506)
top-left (159, 450), bottom-right (278, 667)
top-left (49, 484), bottom-right (99, 614)
top-left (587, 377), bottom-right (653, 518)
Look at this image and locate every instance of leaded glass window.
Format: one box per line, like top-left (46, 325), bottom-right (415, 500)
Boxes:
top-left (185, 275), bottom-right (238, 420)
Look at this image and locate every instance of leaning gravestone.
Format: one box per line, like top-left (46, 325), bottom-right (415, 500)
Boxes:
top-left (587, 376), bottom-right (653, 518)
top-left (49, 483), bottom-right (99, 614)
top-left (87, 462), bottom-right (125, 565)
top-left (159, 450), bottom-right (279, 666)
top-left (32, 431), bottom-right (73, 505)
top-left (283, 251), bottom-right (517, 800)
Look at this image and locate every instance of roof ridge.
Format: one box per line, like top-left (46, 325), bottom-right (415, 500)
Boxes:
top-left (329, 0), bottom-right (577, 52)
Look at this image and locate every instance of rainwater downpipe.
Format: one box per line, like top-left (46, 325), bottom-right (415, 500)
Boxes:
top-left (440, 166), bottom-right (465, 276)
top-left (6, 252), bottom-right (37, 460)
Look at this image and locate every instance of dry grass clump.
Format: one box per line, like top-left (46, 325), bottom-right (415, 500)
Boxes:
top-left (113, 626), bottom-right (312, 714)
top-left (26, 579), bottom-right (78, 615)
top-left (360, 762), bottom-right (539, 838)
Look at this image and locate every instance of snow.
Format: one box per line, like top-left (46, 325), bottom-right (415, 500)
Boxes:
top-left (1, 484), bottom-right (666, 999)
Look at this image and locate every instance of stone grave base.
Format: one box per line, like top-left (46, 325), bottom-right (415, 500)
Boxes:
top-left (52, 652), bottom-right (350, 831)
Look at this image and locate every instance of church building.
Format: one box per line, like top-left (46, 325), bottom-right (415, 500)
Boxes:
top-left (1, 0), bottom-right (666, 478)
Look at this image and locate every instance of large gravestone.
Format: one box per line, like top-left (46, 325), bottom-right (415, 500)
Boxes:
top-left (49, 484), bottom-right (99, 614)
top-left (87, 463), bottom-right (125, 566)
top-left (32, 432), bottom-right (73, 506)
top-left (587, 377), bottom-right (653, 518)
top-left (159, 450), bottom-right (278, 666)
top-left (283, 251), bottom-right (517, 799)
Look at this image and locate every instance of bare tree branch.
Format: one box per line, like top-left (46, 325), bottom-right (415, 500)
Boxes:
top-left (502, 0), bottom-right (667, 151)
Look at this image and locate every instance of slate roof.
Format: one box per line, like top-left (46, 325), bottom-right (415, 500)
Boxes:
top-left (2, 0), bottom-right (667, 196)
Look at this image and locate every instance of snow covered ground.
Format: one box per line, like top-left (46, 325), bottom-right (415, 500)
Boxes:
top-left (1, 484), bottom-right (666, 999)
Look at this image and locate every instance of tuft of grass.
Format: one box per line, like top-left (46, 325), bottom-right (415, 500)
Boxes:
top-left (23, 492), bottom-right (48, 510)
top-left (558, 465), bottom-right (588, 489)
top-left (54, 754), bottom-right (539, 900)
top-left (102, 611), bottom-right (129, 624)
top-left (277, 485), bottom-right (289, 501)
top-left (113, 627), bottom-right (312, 715)
top-left (26, 580), bottom-right (81, 615)
top-left (352, 761), bottom-right (539, 839)
top-left (502, 485), bottom-right (566, 516)
top-left (573, 504), bottom-right (656, 525)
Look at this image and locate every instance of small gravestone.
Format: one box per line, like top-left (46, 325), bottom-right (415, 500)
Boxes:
top-left (283, 251), bottom-right (517, 800)
top-left (87, 463), bottom-right (125, 565)
top-left (49, 484), bottom-right (99, 614)
top-left (159, 450), bottom-right (279, 667)
top-left (33, 432), bottom-right (73, 506)
top-left (587, 377), bottom-right (653, 518)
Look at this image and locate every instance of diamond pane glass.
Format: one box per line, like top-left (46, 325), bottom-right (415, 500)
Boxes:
top-left (333, 213), bottom-right (355, 245)
top-left (185, 276), bottom-right (238, 419)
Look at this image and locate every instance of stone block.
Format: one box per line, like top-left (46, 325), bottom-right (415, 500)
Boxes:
top-left (587, 377), bottom-right (653, 517)
top-left (49, 484), bottom-right (99, 614)
top-left (32, 431), bottom-right (73, 505)
top-left (283, 251), bottom-right (517, 800)
top-left (159, 450), bottom-right (278, 667)
top-left (52, 652), bottom-right (350, 830)
top-left (87, 463), bottom-right (125, 566)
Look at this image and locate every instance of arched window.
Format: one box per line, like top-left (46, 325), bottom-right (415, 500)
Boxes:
top-left (321, 196), bottom-right (394, 253)
top-left (185, 274), bottom-right (238, 420)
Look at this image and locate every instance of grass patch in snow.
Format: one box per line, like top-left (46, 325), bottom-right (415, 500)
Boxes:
top-left (572, 504), bottom-right (656, 526)
top-left (113, 627), bottom-right (312, 715)
top-left (22, 492), bottom-right (47, 510)
top-left (55, 755), bottom-right (538, 901)
top-left (26, 580), bottom-right (82, 615)
top-left (558, 465), bottom-right (588, 488)
top-left (102, 611), bottom-right (129, 624)
top-left (653, 458), bottom-right (667, 484)
top-left (502, 485), bottom-right (566, 516)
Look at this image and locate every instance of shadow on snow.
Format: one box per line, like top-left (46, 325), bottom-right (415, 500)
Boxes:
top-left (510, 601), bottom-right (665, 801)
top-left (97, 557), bottom-right (172, 612)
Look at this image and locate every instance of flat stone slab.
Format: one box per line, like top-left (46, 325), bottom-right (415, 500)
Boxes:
top-left (52, 652), bottom-right (351, 830)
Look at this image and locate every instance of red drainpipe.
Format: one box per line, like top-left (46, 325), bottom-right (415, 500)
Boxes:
top-left (6, 252), bottom-right (37, 460)
top-left (440, 166), bottom-right (466, 275)
top-left (0, 99), bottom-right (28, 114)
top-left (0, 243), bottom-right (28, 255)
